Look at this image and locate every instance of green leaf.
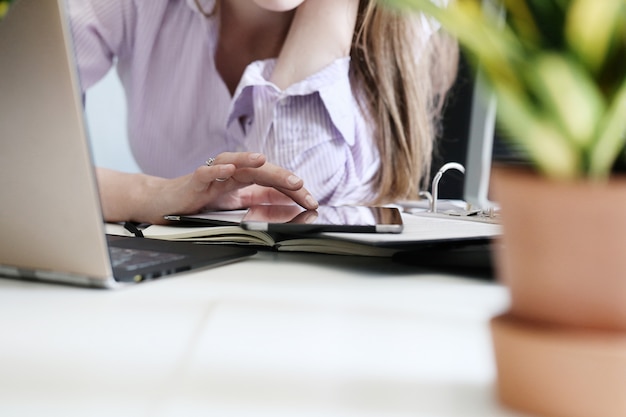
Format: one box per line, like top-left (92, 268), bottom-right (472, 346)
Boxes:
top-left (501, 0), bottom-right (542, 45)
top-left (377, 0), bottom-right (626, 179)
top-left (490, 80), bottom-right (581, 178)
top-left (589, 79), bottom-right (626, 177)
top-left (0, 2), bottom-right (10, 19)
top-left (527, 53), bottom-right (605, 151)
top-left (566, 0), bottom-right (626, 73)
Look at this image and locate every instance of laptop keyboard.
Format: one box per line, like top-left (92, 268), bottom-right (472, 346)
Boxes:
top-left (109, 246), bottom-right (186, 272)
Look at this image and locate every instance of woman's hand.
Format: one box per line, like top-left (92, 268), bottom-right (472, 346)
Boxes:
top-left (97, 152), bottom-right (319, 224)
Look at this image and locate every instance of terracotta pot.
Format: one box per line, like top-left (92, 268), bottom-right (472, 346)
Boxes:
top-left (490, 313), bottom-right (626, 417)
top-left (491, 166), bottom-right (626, 331)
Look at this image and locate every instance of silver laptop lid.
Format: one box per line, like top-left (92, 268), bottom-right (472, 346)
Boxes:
top-left (0, 0), bottom-right (114, 285)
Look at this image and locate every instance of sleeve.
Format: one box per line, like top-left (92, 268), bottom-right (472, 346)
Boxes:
top-left (66, 0), bottom-right (137, 92)
top-left (227, 57), bottom-right (379, 206)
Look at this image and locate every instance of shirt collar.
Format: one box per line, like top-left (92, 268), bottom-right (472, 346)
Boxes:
top-left (185, 0), bottom-right (216, 16)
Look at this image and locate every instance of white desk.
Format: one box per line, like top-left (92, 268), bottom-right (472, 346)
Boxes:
top-left (0, 251), bottom-right (530, 417)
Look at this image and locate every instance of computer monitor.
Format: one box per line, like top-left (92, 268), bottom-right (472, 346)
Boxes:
top-left (462, 69), bottom-right (498, 212)
top-left (428, 52), bottom-right (501, 215)
top-left (461, 71), bottom-right (529, 214)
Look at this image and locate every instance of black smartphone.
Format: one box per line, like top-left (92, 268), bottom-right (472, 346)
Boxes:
top-left (240, 205), bottom-right (404, 234)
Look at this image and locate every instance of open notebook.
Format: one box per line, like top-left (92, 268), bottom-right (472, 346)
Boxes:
top-left (0, 0), bottom-right (256, 288)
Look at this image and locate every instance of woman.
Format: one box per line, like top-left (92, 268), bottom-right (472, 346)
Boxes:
top-left (68, 0), bottom-right (457, 224)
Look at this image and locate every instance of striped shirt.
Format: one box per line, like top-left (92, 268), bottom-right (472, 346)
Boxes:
top-left (67, 0), bottom-right (388, 204)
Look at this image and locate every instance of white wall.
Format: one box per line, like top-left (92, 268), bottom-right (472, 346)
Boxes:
top-left (84, 69), bottom-right (140, 173)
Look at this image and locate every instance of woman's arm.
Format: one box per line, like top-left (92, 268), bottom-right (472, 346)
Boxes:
top-left (270, 0), bottom-right (359, 89)
top-left (97, 152), bottom-right (318, 225)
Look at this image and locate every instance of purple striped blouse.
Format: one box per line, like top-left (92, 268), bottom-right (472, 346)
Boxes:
top-left (67, 0), bottom-right (395, 205)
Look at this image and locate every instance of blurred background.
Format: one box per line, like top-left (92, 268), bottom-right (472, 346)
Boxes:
top-left (84, 69), bottom-right (140, 173)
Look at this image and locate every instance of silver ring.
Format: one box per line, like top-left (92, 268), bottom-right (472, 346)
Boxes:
top-left (215, 177), bottom-right (228, 182)
top-left (205, 157), bottom-right (216, 167)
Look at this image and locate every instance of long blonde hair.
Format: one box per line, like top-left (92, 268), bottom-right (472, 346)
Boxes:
top-left (352, 2), bottom-right (458, 203)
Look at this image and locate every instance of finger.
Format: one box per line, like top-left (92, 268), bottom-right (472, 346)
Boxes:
top-left (211, 152), bottom-right (266, 169)
top-left (232, 164), bottom-right (305, 191)
top-left (239, 185), bottom-right (295, 206)
top-left (277, 187), bottom-right (319, 210)
top-left (240, 185), bottom-right (319, 210)
top-left (193, 164), bottom-right (236, 191)
top-left (231, 164), bottom-right (318, 209)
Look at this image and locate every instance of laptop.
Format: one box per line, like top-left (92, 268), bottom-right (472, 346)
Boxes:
top-left (0, 0), bottom-right (256, 288)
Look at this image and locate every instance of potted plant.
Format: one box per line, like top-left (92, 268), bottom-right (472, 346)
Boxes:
top-left (378, 1), bottom-right (626, 416)
top-left (376, 0), bottom-right (626, 326)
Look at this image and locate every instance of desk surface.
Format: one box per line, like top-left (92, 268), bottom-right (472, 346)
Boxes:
top-left (0, 251), bottom-right (530, 417)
